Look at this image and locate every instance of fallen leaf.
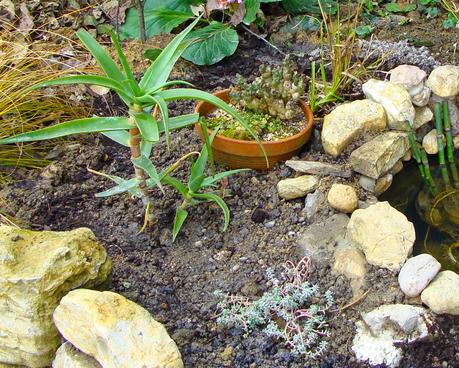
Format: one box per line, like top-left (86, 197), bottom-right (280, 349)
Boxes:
top-left (230, 3), bottom-right (246, 26)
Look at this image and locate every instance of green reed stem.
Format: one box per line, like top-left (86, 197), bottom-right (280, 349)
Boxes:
top-left (442, 101), bottom-right (459, 188)
top-left (405, 121), bottom-right (426, 180)
top-left (420, 148), bottom-right (438, 195)
top-left (434, 103), bottom-right (451, 189)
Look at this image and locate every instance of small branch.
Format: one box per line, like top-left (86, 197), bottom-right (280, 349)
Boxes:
top-left (136, 0), bottom-right (146, 42)
top-left (241, 24), bottom-right (286, 56)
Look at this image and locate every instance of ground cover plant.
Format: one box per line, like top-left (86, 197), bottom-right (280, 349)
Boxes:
top-left (0, 18), bottom-right (264, 240)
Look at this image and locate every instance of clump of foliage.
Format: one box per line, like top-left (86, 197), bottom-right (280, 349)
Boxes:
top-left (215, 257), bottom-right (334, 358)
top-left (0, 18), bottom-right (260, 240)
top-left (230, 56), bottom-right (306, 120)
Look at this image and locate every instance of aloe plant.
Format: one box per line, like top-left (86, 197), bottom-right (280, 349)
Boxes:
top-left (0, 18), bottom-right (260, 239)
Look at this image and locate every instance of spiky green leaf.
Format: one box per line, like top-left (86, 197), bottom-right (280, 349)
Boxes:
top-left (172, 207), bottom-right (189, 241)
top-left (131, 110), bottom-right (159, 142)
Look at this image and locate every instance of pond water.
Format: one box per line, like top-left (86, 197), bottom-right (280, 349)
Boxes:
top-left (380, 159), bottom-right (459, 272)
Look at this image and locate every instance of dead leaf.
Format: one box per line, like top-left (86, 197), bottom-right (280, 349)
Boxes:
top-left (19, 2), bottom-right (34, 32)
top-left (100, 0), bottom-right (133, 24)
top-left (89, 85), bottom-right (110, 95)
top-left (230, 3), bottom-right (246, 26)
top-left (205, 0), bottom-right (222, 17)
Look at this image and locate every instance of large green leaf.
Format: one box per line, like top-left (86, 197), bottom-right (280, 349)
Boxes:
top-left (172, 207), bottom-right (189, 241)
top-left (158, 113), bottom-right (199, 132)
top-left (182, 22), bottom-right (239, 66)
top-left (202, 169), bottom-right (250, 187)
top-left (101, 130), bottom-right (131, 146)
top-left (0, 117), bottom-right (131, 144)
top-left (282, 0), bottom-right (337, 15)
top-left (95, 178), bottom-right (141, 197)
top-left (131, 154), bottom-right (163, 192)
top-left (130, 110), bottom-right (159, 142)
top-left (162, 175), bottom-right (188, 196)
top-left (243, 0), bottom-right (260, 25)
top-left (139, 17), bottom-right (200, 91)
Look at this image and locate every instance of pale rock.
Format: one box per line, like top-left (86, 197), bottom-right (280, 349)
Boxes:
top-left (285, 160), bottom-right (352, 178)
top-left (347, 202), bottom-right (415, 271)
top-left (421, 270), bottom-right (459, 315)
top-left (333, 243), bottom-right (367, 296)
top-left (389, 65), bottom-right (430, 106)
top-left (277, 175), bottom-right (319, 200)
top-left (327, 184), bottom-right (358, 213)
top-left (422, 129), bottom-right (445, 155)
top-left (303, 190), bottom-right (325, 221)
top-left (322, 99), bottom-right (386, 157)
top-left (53, 289), bottom-right (184, 368)
top-left (0, 226), bottom-right (111, 368)
top-left (359, 174), bottom-right (393, 196)
top-left (52, 343), bottom-right (101, 368)
top-left (297, 214), bottom-right (349, 266)
top-left (426, 65), bottom-right (459, 98)
top-left (352, 304), bottom-right (433, 368)
top-left (350, 132), bottom-right (410, 179)
top-left (455, 135), bottom-right (459, 149)
top-left (389, 160), bottom-right (404, 175)
top-left (413, 106), bottom-right (433, 130)
top-left (362, 79), bottom-right (415, 130)
top-left (411, 86), bottom-right (431, 107)
top-left (398, 254), bottom-right (441, 297)
top-left (402, 151), bottom-right (412, 161)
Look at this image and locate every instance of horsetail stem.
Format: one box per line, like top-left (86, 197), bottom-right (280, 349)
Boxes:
top-left (442, 101), bottom-right (459, 188)
top-left (405, 121), bottom-right (426, 180)
top-left (434, 103), bottom-right (451, 189)
top-left (420, 148), bottom-right (438, 195)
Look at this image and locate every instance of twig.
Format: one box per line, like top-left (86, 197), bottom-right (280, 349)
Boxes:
top-left (331, 288), bottom-right (371, 312)
top-left (241, 24), bottom-right (286, 56)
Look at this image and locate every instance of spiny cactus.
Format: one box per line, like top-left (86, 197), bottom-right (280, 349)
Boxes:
top-left (229, 56), bottom-right (306, 121)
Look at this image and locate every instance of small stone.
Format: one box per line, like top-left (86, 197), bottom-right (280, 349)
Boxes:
top-left (52, 342), bottom-right (101, 368)
top-left (285, 160), bottom-right (352, 178)
top-left (264, 220), bottom-right (275, 229)
top-left (220, 346), bottom-right (233, 361)
top-left (53, 290), bottom-right (183, 368)
top-left (455, 135), bottom-right (459, 149)
top-left (333, 243), bottom-right (367, 296)
top-left (421, 270), bottom-right (459, 315)
top-left (422, 129), bottom-right (445, 155)
top-left (389, 64), bottom-right (427, 92)
top-left (251, 208), bottom-right (269, 223)
top-left (426, 65), bottom-right (459, 98)
top-left (411, 86), bottom-right (431, 107)
top-left (277, 175), bottom-right (319, 200)
top-left (398, 254), bottom-right (441, 297)
top-left (327, 184), bottom-right (358, 213)
top-left (363, 79), bottom-right (415, 130)
top-left (359, 174), bottom-right (393, 196)
top-left (322, 99), bottom-right (386, 157)
top-left (389, 161), bottom-right (404, 176)
top-left (347, 202), bottom-right (415, 271)
top-left (413, 106), bottom-right (433, 130)
top-left (350, 132), bottom-right (409, 179)
top-left (303, 190), bottom-right (325, 221)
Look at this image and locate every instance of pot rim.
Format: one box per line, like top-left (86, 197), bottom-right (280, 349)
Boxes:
top-left (195, 88), bottom-right (314, 146)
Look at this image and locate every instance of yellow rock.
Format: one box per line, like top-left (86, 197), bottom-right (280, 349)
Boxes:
top-left (0, 226), bottom-right (111, 367)
top-left (53, 289), bottom-right (184, 368)
top-left (52, 342), bottom-right (101, 368)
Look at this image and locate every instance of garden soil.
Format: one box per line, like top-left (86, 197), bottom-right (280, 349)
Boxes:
top-left (2, 35), bottom-right (459, 368)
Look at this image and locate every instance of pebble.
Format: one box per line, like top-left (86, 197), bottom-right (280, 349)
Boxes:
top-left (264, 220), bottom-right (275, 229)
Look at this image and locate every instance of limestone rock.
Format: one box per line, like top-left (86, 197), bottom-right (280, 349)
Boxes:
top-left (277, 175), bottom-right (319, 200)
top-left (52, 343), bottom-right (101, 368)
top-left (347, 202), bottom-right (415, 271)
top-left (413, 106), bottom-right (433, 130)
top-left (322, 99), bottom-right (386, 157)
top-left (333, 243), bottom-right (367, 296)
top-left (455, 134), bottom-right (459, 149)
top-left (398, 254), bottom-right (441, 298)
top-left (411, 86), bottom-right (431, 107)
top-left (303, 190), bottom-right (325, 221)
top-left (362, 79), bottom-right (415, 130)
top-left (297, 214), bottom-right (349, 266)
top-left (389, 65), bottom-right (430, 107)
top-left (389, 160), bottom-right (404, 176)
top-left (285, 160), bottom-right (352, 178)
top-left (426, 65), bottom-right (459, 98)
top-left (350, 132), bottom-right (410, 179)
top-left (327, 184), bottom-right (358, 213)
top-left (352, 304), bottom-right (433, 368)
top-left (359, 174), bottom-right (393, 196)
top-left (0, 226), bottom-right (111, 368)
top-left (53, 289), bottom-right (183, 368)
top-left (421, 270), bottom-right (459, 315)
top-left (422, 129), bottom-right (445, 155)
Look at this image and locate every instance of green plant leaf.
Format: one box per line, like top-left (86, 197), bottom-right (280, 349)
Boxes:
top-left (95, 178), bottom-right (141, 197)
top-left (172, 207), bottom-right (188, 240)
top-left (243, 0), bottom-right (260, 25)
top-left (162, 175), bottom-right (188, 196)
top-left (131, 110), bottom-right (159, 142)
top-left (151, 96), bottom-right (171, 147)
top-left (192, 192), bottom-right (230, 230)
top-left (282, 0), bottom-right (337, 15)
top-left (140, 141), bottom-right (154, 157)
top-left (355, 25), bottom-right (373, 38)
top-left (188, 173), bottom-right (206, 192)
top-left (202, 169), bottom-right (250, 187)
top-left (158, 113), bottom-right (199, 132)
top-left (76, 30), bottom-right (126, 84)
top-left (182, 22), bottom-right (239, 66)
top-left (144, 48), bottom-right (163, 61)
top-left (139, 17), bottom-right (200, 91)
top-left (0, 117), bottom-right (131, 144)
top-left (101, 130), bottom-right (131, 146)
top-left (385, 2), bottom-right (416, 12)
top-left (280, 15), bottom-right (320, 33)
top-left (131, 154), bottom-right (163, 192)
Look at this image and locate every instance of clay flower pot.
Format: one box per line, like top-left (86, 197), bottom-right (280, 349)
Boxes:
top-left (195, 89), bottom-right (314, 170)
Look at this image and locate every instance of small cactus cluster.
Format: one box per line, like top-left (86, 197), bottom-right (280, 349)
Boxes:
top-left (229, 56), bottom-right (306, 120)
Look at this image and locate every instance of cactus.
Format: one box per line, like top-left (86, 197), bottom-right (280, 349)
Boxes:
top-left (229, 55), bottom-right (306, 121)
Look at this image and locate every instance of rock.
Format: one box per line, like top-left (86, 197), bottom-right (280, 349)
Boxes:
top-left (277, 175), bottom-right (319, 200)
top-left (421, 270), bottom-right (459, 315)
top-left (297, 214), bottom-right (349, 266)
top-left (0, 226), bottom-right (111, 368)
top-left (52, 343), bottom-right (101, 368)
top-left (389, 65), bottom-right (430, 106)
top-left (359, 174), bottom-right (393, 196)
top-left (362, 79), bottom-right (415, 130)
top-left (413, 106), bottom-right (433, 130)
top-left (455, 134), bottom-right (459, 149)
top-left (352, 304), bottom-right (433, 368)
top-left (389, 160), bottom-right (404, 175)
top-left (398, 254), bottom-right (441, 297)
top-left (347, 202), bottom-right (415, 271)
top-left (53, 289), bottom-right (183, 368)
top-left (426, 65), bottom-right (459, 98)
top-left (422, 129), bottom-right (445, 155)
top-left (333, 242), bottom-right (367, 296)
top-left (350, 132), bottom-right (410, 179)
top-left (303, 190), bottom-right (325, 221)
top-left (411, 86), bottom-right (431, 107)
top-left (327, 184), bottom-right (358, 213)
top-left (322, 99), bottom-right (386, 157)
top-left (285, 160), bottom-right (352, 178)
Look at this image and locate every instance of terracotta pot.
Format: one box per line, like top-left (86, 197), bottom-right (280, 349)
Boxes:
top-left (195, 89), bottom-right (314, 170)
